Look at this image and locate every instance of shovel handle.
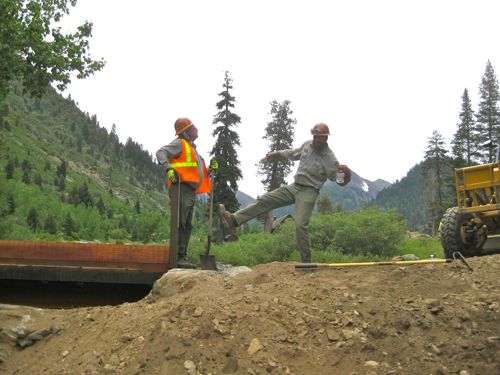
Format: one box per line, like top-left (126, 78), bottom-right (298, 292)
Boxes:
top-left (205, 173), bottom-right (215, 256)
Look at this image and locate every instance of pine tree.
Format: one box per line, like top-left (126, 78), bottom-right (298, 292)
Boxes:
top-left (27, 208), bottom-right (39, 232)
top-left (210, 71), bottom-right (243, 212)
top-left (44, 214), bottom-right (58, 235)
top-left (476, 60), bottom-right (500, 162)
top-left (451, 88), bottom-right (478, 165)
top-left (97, 197), bottom-right (106, 215)
top-left (5, 159), bottom-right (14, 179)
top-left (134, 199), bottom-right (141, 214)
top-left (256, 100), bottom-right (296, 231)
top-left (63, 213), bottom-right (76, 237)
top-left (422, 130), bottom-right (453, 235)
top-left (78, 182), bottom-right (93, 207)
top-left (257, 100), bottom-right (296, 192)
top-left (21, 169), bottom-right (30, 184)
top-left (7, 194), bottom-right (15, 214)
top-left (21, 159), bottom-right (31, 183)
top-left (34, 173), bottom-right (43, 186)
top-left (317, 194), bottom-right (334, 214)
top-left (55, 159), bottom-right (67, 192)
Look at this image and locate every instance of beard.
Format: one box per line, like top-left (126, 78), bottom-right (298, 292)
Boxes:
top-left (312, 142), bottom-right (328, 151)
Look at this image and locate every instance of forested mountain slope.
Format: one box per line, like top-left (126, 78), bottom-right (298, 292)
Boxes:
top-left (374, 163), bottom-right (427, 232)
top-left (0, 83), bottom-right (170, 242)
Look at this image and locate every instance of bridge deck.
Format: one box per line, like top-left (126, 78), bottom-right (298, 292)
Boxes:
top-left (0, 240), bottom-right (170, 285)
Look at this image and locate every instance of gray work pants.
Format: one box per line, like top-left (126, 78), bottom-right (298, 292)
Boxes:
top-left (233, 183), bottom-right (319, 262)
top-left (169, 183), bottom-right (196, 260)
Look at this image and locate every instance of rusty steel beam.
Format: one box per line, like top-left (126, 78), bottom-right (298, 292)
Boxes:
top-left (0, 240), bottom-right (171, 285)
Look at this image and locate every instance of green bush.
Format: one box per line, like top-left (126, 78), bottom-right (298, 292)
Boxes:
top-left (201, 207), bottom-right (407, 266)
top-left (308, 207), bottom-right (406, 257)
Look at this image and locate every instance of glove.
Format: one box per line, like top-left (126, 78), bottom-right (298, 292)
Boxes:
top-left (209, 159), bottom-right (218, 172)
top-left (167, 169), bottom-right (178, 184)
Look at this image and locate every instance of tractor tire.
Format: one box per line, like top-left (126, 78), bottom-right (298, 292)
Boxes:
top-left (439, 207), bottom-right (482, 259)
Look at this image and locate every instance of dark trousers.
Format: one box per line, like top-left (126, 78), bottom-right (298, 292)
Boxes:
top-left (169, 183), bottom-right (196, 259)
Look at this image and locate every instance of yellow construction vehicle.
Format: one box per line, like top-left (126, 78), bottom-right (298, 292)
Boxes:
top-left (439, 159), bottom-right (500, 258)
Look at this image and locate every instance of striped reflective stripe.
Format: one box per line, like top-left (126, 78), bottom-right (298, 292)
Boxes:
top-left (170, 161), bottom-right (197, 167)
top-left (170, 139), bottom-right (198, 167)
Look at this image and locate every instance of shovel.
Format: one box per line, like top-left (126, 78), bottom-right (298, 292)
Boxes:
top-left (200, 173), bottom-right (217, 270)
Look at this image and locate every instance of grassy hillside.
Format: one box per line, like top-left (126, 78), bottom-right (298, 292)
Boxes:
top-left (0, 82), bottom-right (176, 243)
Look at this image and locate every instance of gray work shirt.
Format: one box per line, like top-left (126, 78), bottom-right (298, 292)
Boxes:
top-left (274, 140), bottom-right (339, 190)
top-left (156, 138), bottom-right (206, 190)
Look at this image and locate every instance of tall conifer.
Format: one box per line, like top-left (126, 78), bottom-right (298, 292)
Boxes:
top-left (255, 100), bottom-right (296, 231)
top-left (423, 130), bottom-right (453, 235)
top-left (451, 88), bottom-right (478, 165)
top-left (210, 71), bottom-right (242, 212)
top-left (257, 100), bottom-right (296, 192)
top-left (476, 60), bottom-right (500, 162)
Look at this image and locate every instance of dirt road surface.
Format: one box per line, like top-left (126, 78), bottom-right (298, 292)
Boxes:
top-left (1, 254), bottom-right (499, 375)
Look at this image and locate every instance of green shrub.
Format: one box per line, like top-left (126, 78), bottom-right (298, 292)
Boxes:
top-left (311, 207), bottom-right (406, 257)
top-left (201, 207), bottom-right (408, 266)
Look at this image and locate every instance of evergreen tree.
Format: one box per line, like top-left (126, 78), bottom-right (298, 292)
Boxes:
top-left (55, 159), bottom-right (67, 192)
top-left (256, 100), bottom-right (296, 231)
top-left (476, 60), bottom-right (500, 162)
top-left (257, 100), bottom-right (296, 192)
top-left (134, 199), bottom-right (141, 214)
top-left (21, 160), bottom-right (31, 184)
top-left (34, 172), bottom-right (42, 186)
top-left (63, 213), bottom-right (76, 237)
top-left (5, 159), bottom-right (14, 179)
top-left (68, 186), bottom-right (79, 206)
top-left (451, 88), bottom-right (478, 165)
top-left (21, 169), bottom-right (30, 184)
top-left (210, 71), bottom-right (243, 212)
top-left (422, 130), bottom-right (453, 235)
top-left (27, 208), bottom-right (39, 231)
top-left (78, 182), bottom-right (93, 207)
top-left (56, 159), bottom-right (67, 178)
top-left (44, 214), bottom-right (58, 235)
top-left (7, 194), bottom-right (15, 214)
top-left (97, 197), bottom-right (106, 215)
top-left (317, 194), bottom-right (334, 214)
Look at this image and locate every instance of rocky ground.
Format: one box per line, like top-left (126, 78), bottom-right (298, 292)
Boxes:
top-left (0, 254), bottom-right (499, 375)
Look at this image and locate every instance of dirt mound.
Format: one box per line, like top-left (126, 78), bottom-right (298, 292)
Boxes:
top-left (1, 254), bottom-right (499, 375)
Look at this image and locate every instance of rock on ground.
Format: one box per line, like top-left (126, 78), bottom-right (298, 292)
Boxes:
top-left (0, 256), bottom-right (499, 374)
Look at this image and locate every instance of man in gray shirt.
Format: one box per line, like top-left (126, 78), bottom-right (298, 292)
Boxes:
top-left (219, 122), bottom-right (350, 263)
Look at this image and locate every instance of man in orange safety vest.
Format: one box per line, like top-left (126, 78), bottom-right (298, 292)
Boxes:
top-left (156, 117), bottom-right (217, 268)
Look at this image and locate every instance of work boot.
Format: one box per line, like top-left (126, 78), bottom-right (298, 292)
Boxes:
top-left (219, 204), bottom-right (238, 229)
top-left (177, 258), bottom-right (197, 269)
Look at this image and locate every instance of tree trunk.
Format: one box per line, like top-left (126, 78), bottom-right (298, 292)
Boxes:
top-left (264, 211), bottom-right (273, 233)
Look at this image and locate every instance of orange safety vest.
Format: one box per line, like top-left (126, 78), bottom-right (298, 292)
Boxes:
top-left (168, 139), bottom-right (211, 194)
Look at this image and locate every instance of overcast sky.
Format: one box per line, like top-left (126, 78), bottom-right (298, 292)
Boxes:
top-left (61, 0), bottom-right (500, 198)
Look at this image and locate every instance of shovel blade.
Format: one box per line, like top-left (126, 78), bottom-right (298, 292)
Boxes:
top-left (200, 254), bottom-right (217, 270)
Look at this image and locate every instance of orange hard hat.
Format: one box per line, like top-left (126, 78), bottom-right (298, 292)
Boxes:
top-left (174, 117), bottom-right (193, 135)
top-left (311, 123), bottom-right (330, 136)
